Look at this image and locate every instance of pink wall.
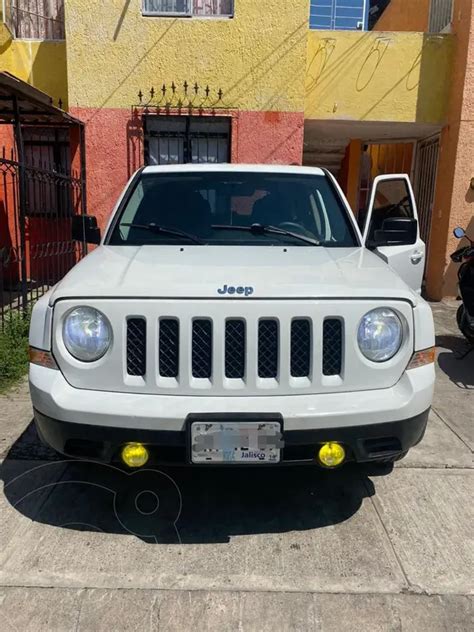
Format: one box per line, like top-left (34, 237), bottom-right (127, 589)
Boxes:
top-left (70, 107), bottom-right (304, 230)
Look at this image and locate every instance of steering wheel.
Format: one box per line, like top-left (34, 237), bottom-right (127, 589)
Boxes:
top-left (278, 222), bottom-right (307, 233)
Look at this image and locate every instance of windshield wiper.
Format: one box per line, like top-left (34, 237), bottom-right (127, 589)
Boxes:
top-left (120, 223), bottom-right (204, 245)
top-left (211, 223), bottom-right (320, 246)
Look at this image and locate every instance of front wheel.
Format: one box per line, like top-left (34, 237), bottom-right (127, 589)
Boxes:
top-left (457, 305), bottom-right (474, 344)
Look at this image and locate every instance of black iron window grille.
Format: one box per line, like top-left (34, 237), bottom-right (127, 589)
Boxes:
top-left (142, 1), bottom-right (234, 17)
top-left (4, 1), bottom-right (65, 40)
top-left (144, 115), bottom-right (230, 165)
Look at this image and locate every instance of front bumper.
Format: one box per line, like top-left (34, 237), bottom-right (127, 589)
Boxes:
top-left (29, 363), bottom-right (434, 465)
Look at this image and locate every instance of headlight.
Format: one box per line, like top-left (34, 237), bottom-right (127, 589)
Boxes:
top-left (357, 308), bottom-right (403, 362)
top-left (63, 306), bottom-right (112, 362)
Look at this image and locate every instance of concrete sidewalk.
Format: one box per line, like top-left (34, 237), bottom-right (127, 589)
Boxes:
top-left (0, 302), bottom-right (472, 631)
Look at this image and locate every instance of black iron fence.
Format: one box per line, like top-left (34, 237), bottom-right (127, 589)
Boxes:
top-left (0, 146), bottom-right (85, 328)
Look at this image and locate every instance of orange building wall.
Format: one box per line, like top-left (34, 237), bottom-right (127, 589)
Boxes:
top-left (426, 0), bottom-right (474, 299)
top-left (373, 0), bottom-right (431, 32)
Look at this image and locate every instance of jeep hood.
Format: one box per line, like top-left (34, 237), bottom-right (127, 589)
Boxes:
top-left (49, 246), bottom-right (419, 304)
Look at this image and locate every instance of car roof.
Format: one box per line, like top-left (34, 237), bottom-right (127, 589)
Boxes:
top-left (142, 164), bottom-right (326, 176)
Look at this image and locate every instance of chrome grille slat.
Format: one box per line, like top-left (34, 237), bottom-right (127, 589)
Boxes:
top-left (126, 318), bottom-right (147, 376)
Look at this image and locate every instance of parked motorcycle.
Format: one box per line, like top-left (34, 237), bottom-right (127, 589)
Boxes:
top-left (451, 226), bottom-right (474, 354)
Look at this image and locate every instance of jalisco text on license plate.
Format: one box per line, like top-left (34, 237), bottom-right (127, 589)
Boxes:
top-left (191, 421), bottom-right (283, 464)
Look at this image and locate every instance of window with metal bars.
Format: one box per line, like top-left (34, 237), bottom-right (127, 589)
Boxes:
top-left (142, 1), bottom-right (234, 17)
top-left (5, 1), bottom-right (65, 39)
top-left (144, 116), bottom-right (231, 166)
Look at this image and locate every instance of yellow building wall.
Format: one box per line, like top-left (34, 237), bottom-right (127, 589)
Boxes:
top-left (64, 0), bottom-right (308, 112)
top-left (305, 31), bottom-right (453, 124)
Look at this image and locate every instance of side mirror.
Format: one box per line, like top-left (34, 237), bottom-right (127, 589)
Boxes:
top-left (453, 227), bottom-right (466, 239)
top-left (72, 215), bottom-right (101, 245)
top-left (369, 217), bottom-right (418, 248)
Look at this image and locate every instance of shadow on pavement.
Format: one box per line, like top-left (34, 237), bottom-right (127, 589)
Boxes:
top-left (436, 334), bottom-right (474, 389)
top-left (0, 421), bottom-right (386, 544)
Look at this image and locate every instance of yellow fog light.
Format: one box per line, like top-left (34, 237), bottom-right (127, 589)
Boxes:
top-left (121, 443), bottom-right (149, 468)
top-left (318, 442), bottom-right (346, 468)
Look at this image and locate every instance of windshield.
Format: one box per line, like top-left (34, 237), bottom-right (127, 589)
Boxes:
top-left (107, 171), bottom-right (358, 247)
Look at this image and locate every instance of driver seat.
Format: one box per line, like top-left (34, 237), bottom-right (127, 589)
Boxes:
top-left (251, 194), bottom-right (289, 227)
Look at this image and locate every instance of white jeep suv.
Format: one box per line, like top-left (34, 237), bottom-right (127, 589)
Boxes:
top-left (29, 165), bottom-right (435, 468)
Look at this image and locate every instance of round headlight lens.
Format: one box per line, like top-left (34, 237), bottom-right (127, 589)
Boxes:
top-left (357, 308), bottom-right (403, 362)
top-left (63, 307), bottom-right (112, 362)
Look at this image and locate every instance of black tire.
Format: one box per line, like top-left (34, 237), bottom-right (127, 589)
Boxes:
top-left (457, 305), bottom-right (474, 345)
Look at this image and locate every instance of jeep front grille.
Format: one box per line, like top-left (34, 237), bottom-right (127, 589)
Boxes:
top-left (159, 319), bottom-right (179, 378)
top-left (323, 318), bottom-right (343, 376)
top-left (258, 319), bottom-right (279, 378)
top-left (291, 319), bottom-right (311, 378)
top-left (126, 318), bottom-right (147, 376)
top-left (126, 313), bottom-right (344, 385)
top-left (192, 319), bottom-right (213, 378)
top-left (225, 319), bottom-right (246, 379)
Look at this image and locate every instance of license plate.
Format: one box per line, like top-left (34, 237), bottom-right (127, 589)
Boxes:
top-left (190, 421), bottom-right (282, 464)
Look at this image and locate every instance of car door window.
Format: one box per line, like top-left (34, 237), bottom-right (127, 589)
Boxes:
top-left (367, 178), bottom-right (414, 242)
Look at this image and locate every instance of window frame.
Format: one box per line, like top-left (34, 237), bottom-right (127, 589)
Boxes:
top-left (141, 0), bottom-right (235, 19)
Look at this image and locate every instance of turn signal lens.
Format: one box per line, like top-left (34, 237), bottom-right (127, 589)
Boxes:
top-left (407, 347), bottom-right (436, 370)
top-left (318, 442), bottom-right (346, 468)
top-left (121, 442), bottom-right (149, 468)
top-left (29, 347), bottom-right (58, 370)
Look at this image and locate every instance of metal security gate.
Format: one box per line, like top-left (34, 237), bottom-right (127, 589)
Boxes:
top-left (414, 135), bottom-right (440, 251)
top-left (429, 0), bottom-right (453, 33)
top-left (144, 115), bottom-right (231, 165)
top-left (0, 72), bottom-right (86, 328)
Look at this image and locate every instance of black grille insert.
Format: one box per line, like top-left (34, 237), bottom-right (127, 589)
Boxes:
top-left (291, 319), bottom-right (311, 377)
top-left (323, 319), bottom-right (343, 376)
top-left (192, 319), bottom-right (213, 378)
top-left (258, 319), bottom-right (279, 378)
top-left (225, 319), bottom-right (246, 379)
top-left (127, 318), bottom-right (147, 376)
top-left (159, 319), bottom-right (180, 378)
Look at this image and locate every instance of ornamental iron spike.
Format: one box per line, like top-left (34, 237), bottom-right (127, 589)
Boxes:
top-left (150, 87), bottom-right (155, 99)
top-left (205, 85), bottom-right (210, 97)
top-left (161, 83), bottom-right (166, 96)
top-left (194, 82), bottom-right (199, 94)
top-left (217, 88), bottom-right (223, 101)
top-left (183, 80), bottom-right (188, 94)
top-left (171, 82), bottom-right (176, 94)
top-left (138, 90), bottom-right (143, 102)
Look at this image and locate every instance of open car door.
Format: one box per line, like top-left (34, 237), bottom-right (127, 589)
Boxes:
top-left (362, 174), bottom-right (425, 293)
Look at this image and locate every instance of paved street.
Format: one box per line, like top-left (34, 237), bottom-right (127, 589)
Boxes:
top-left (0, 302), bottom-right (472, 631)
